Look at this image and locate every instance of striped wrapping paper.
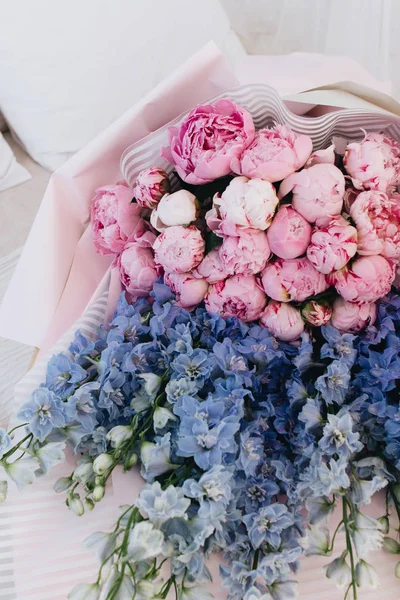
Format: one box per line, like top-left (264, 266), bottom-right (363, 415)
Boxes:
top-left (2, 84), bottom-right (400, 599)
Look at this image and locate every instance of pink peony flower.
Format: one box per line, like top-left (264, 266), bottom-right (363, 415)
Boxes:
top-left (350, 190), bottom-right (400, 261)
top-left (306, 215), bottom-right (358, 275)
top-left (343, 132), bottom-right (400, 192)
top-left (327, 255), bottom-right (395, 303)
top-left (330, 297), bottom-right (377, 332)
top-left (231, 125), bottom-right (312, 182)
top-left (164, 272), bottom-right (209, 310)
top-left (91, 184), bottom-right (142, 255)
top-left (193, 249), bottom-right (229, 284)
top-left (261, 257), bottom-right (328, 302)
top-left (305, 144), bottom-right (335, 167)
top-left (118, 243), bottom-right (159, 298)
top-left (152, 190), bottom-right (198, 231)
top-left (214, 176), bottom-right (279, 231)
top-left (343, 187), bottom-right (360, 213)
top-left (278, 163), bottom-right (345, 223)
top-left (134, 167), bottom-right (170, 209)
top-left (161, 100), bottom-right (255, 185)
top-left (205, 275), bottom-right (266, 322)
top-left (301, 300), bottom-right (332, 327)
top-left (266, 205), bottom-right (311, 259)
top-left (153, 225), bottom-right (205, 274)
top-left (260, 301), bottom-right (304, 341)
top-left (219, 229), bottom-right (271, 276)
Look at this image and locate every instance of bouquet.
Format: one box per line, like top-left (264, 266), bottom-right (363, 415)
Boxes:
top-left (2, 95), bottom-right (400, 600)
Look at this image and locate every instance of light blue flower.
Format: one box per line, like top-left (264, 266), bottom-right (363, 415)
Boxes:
top-left (171, 349), bottom-right (212, 384)
top-left (237, 432), bottom-right (264, 477)
top-left (298, 397), bottom-right (323, 432)
top-left (140, 433), bottom-right (177, 482)
top-left (315, 360), bottom-right (351, 405)
top-left (321, 326), bottom-right (357, 367)
top-left (258, 548), bottom-right (301, 585)
top-left (126, 521), bottom-right (164, 562)
top-left (319, 412), bottom-right (363, 457)
top-left (136, 482), bottom-right (190, 527)
top-left (65, 383), bottom-right (99, 432)
top-left (165, 378), bottom-right (199, 404)
top-left (45, 353), bottom-right (87, 397)
top-left (34, 441), bottom-right (66, 473)
top-left (183, 466), bottom-right (233, 504)
top-left (298, 454), bottom-right (350, 498)
top-left (18, 388), bottom-right (67, 441)
top-left (243, 504), bottom-right (294, 550)
top-left (0, 429), bottom-right (12, 459)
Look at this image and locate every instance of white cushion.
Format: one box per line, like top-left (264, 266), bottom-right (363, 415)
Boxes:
top-left (0, 132), bottom-right (31, 192)
top-left (0, 0), bottom-right (244, 170)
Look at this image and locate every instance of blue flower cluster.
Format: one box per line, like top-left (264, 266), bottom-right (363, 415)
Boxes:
top-left (13, 283), bottom-right (400, 599)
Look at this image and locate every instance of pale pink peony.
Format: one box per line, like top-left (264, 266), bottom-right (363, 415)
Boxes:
top-left (161, 100), bottom-right (255, 185)
top-left (343, 132), bottom-right (400, 193)
top-left (118, 243), bottom-right (159, 297)
top-left (193, 249), bottom-right (229, 284)
top-left (260, 301), bottom-right (305, 341)
top-left (327, 255), bottom-right (395, 303)
top-left (164, 272), bottom-right (209, 310)
top-left (278, 163), bottom-right (345, 223)
top-left (153, 225), bottom-right (205, 274)
top-left (205, 275), bottom-right (267, 322)
top-left (214, 176), bottom-right (279, 231)
top-left (261, 257), bottom-right (328, 302)
top-left (306, 215), bottom-right (358, 275)
top-left (91, 184), bottom-right (142, 255)
top-left (134, 167), bottom-right (170, 209)
top-left (343, 187), bottom-right (360, 213)
top-left (219, 229), bottom-right (271, 276)
top-left (302, 300), bottom-right (332, 327)
top-left (305, 144), bottom-right (335, 167)
top-left (350, 190), bottom-right (400, 261)
top-left (267, 205), bottom-right (311, 259)
top-left (330, 297), bottom-right (377, 332)
top-left (152, 190), bottom-right (198, 231)
top-left (231, 124), bottom-right (312, 182)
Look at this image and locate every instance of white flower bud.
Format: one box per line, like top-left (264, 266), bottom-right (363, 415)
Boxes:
top-left (92, 485), bottom-right (105, 502)
top-left (84, 497), bottom-right (95, 511)
top-left (126, 453), bottom-right (138, 468)
top-left (138, 373), bottom-right (162, 397)
top-left (153, 407), bottom-right (177, 432)
top-left (54, 476), bottom-right (73, 493)
top-left (325, 551), bottom-right (352, 587)
top-left (0, 481), bottom-right (7, 502)
top-left (72, 462), bottom-right (94, 483)
top-left (94, 475), bottom-right (104, 486)
top-left (136, 580), bottom-right (156, 598)
top-left (395, 560), bottom-right (400, 579)
top-left (157, 190), bottom-right (198, 227)
top-left (68, 494), bottom-right (84, 517)
top-left (355, 560), bottom-right (379, 589)
top-left (93, 453), bottom-right (113, 475)
top-left (383, 537), bottom-right (400, 554)
top-left (106, 425), bottom-right (133, 448)
top-left (378, 516), bottom-right (390, 534)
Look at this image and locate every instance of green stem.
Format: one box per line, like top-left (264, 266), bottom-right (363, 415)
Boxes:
top-left (252, 548), bottom-right (260, 570)
top-left (389, 485), bottom-right (400, 525)
top-left (8, 422), bottom-right (28, 436)
top-left (343, 497), bottom-right (357, 600)
top-left (2, 433), bottom-right (33, 460)
top-left (328, 519), bottom-right (344, 552)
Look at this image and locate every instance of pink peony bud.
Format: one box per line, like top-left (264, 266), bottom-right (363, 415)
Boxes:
top-left (330, 297), bottom-right (377, 332)
top-left (219, 229), bottom-right (271, 276)
top-left (205, 275), bottom-right (267, 322)
top-left (328, 255), bottom-right (395, 303)
top-left (161, 99), bottom-right (255, 185)
top-left (267, 205), bottom-right (311, 259)
top-left (260, 301), bottom-right (305, 341)
top-left (261, 257), bottom-right (328, 303)
top-left (306, 215), bottom-right (358, 275)
top-left (193, 248), bottom-right (229, 284)
top-left (305, 144), bottom-right (335, 167)
top-left (302, 300), bottom-right (332, 327)
top-left (350, 190), bottom-right (400, 262)
top-left (214, 176), bottom-right (279, 231)
top-left (231, 124), bottom-right (312, 182)
top-left (91, 183), bottom-right (142, 255)
top-left (155, 190), bottom-right (198, 228)
top-left (153, 225), bottom-right (205, 274)
top-left (134, 167), bottom-right (170, 209)
top-left (343, 133), bottom-right (400, 193)
top-left (118, 243), bottom-right (159, 298)
top-left (164, 272), bottom-right (209, 310)
top-left (278, 163), bottom-right (345, 223)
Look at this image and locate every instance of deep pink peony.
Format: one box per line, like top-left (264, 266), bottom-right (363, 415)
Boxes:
top-left (278, 163), bottom-right (345, 223)
top-left (134, 167), bottom-right (170, 209)
top-left (153, 225), bottom-right (205, 274)
top-left (205, 275), bottom-right (266, 322)
top-left (343, 133), bottom-right (400, 192)
top-left (219, 229), bottom-right (271, 276)
top-left (261, 257), bottom-right (328, 302)
top-left (164, 272), bottom-right (209, 310)
top-left (260, 301), bottom-right (304, 341)
top-left (305, 144), bottom-right (335, 167)
top-left (118, 243), bottom-right (159, 298)
top-left (161, 100), bottom-right (255, 185)
top-left (328, 255), bottom-right (395, 303)
top-left (193, 249), bottom-right (229, 284)
top-left (266, 205), bottom-right (311, 259)
top-left (231, 125), bottom-right (312, 182)
top-left (350, 190), bottom-right (400, 261)
top-left (330, 297), bottom-right (377, 332)
top-left (306, 215), bottom-right (358, 275)
top-left (301, 300), bottom-right (332, 327)
top-left (91, 184), bottom-right (142, 255)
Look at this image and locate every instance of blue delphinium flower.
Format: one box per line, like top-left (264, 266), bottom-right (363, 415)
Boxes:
top-left (68, 330), bottom-right (96, 365)
top-left (315, 360), bottom-right (351, 405)
top-left (166, 323), bottom-right (194, 356)
top-left (107, 313), bottom-right (148, 345)
top-left (237, 432), bottom-right (264, 477)
top-left (243, 503), bottom-right (295, 549)
top-left (298, 397), bottom-right (323, 433)
top-left (18, 388), bottom-right (67, 441)
top-left (65, 382), bottom-right (99, 432)
top-left (0, 429), bottom-right (12, 459)
top-left (45, 353), bottom-right (87, 397)
top-left (319, 412), bottom-right (363, 457)
top-left (183, 465), bottom-right (233, 505)
top-left (298, 453), bottom-right (350, 498)
top-left (320, 326), bottom-right (357, 368)
top-left (165, 378), bottom-right (199, 404)
top-left (237, 325), bottom-right (279, 366)
top-left (136, 481), bottom-right (190, 527)
top-left (171, 350), bottom-right (212, 385)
